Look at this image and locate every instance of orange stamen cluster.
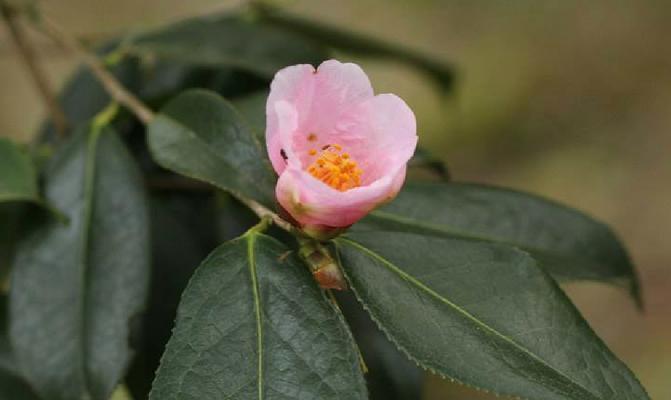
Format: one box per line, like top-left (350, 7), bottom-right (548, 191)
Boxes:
top-left (307, 144), bottom-right (362, 191)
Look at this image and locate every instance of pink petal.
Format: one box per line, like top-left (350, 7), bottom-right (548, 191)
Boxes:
top-left (276, 165), bottom-right (407, 228)
top-left (336, 93), bottom-right (417, 184)
top-left (266, 60), bottom-right (417, 231)
top-left (266, 60), bottom-right (375, 173)
top-left (266, 64), bottom-right (315, 174)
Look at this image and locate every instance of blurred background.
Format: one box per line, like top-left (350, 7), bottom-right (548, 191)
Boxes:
top-left (1, 0), bottom-right (669, 398)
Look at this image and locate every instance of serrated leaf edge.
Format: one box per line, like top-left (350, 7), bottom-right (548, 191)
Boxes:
top-left (333, 237), bottom-right (632, 400)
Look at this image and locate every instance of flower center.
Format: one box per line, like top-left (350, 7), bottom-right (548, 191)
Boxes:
top-left (307, 144), bottom-right (362, 191)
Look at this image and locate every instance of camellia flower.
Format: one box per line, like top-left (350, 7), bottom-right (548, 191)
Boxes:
top-left (266, 59), bottom-right (418, 239)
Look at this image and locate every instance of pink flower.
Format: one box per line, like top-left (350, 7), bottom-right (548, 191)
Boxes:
top-left (266, 59), bottom-right (418, 238)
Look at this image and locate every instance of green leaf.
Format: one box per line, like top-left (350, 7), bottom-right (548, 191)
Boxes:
top-left (39, 54), bottom-right (141, 143)
top-left (0, 369), bottom-right (40, 400)
top-left (0, 140), bottom-right (50, 287)
top-left (335, 292), bottom-right (423, 400)
top-left (10, 125), bottom-right (150, 400)
top-left (231, 90), bottom-right (269, 142)
top-left (129, 14), bottom-right (329, 78)
top-left (0, 138), bottom-right (38, 204)
top-left (356, 181), bottom-right (640, 304)
top-left (150, 229), bottom-right (367, 400)
top-left (336, 231), bottom-right (649, 400)
top-left (407, 148), bottom-right (450, 180)
top-left (0, 295), bottom-right (40, 400)
top-left (147, 89), bottom-right (277, 208)
top-left (126, 192), bottom-right (221, 399)
top-left (255, 5), bottom-right (455, 92)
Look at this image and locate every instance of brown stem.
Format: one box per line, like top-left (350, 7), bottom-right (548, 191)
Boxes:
top-left (36, 15), bottom-right (155, 125)
top-left (1, 3), bottom-right (68, 137)
top-left (32, 13), bottom-right (297, 234)
top-left (238, 196), bottom-right (296, 234)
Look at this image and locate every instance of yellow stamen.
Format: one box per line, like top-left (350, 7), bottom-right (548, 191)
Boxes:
top-left (307, 144), bottom-right (362, 191)
top-left (307, 133), bottom-right (318, 142)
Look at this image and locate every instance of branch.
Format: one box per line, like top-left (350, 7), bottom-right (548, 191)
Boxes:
top-left (238, 196), bottom-right (297, 234)
top-left (36, 15), bottom-right (155, 125)
top-left (1, 3), bottom-right (68, 137)
top-left (33, 13), bottom-right (297, 235)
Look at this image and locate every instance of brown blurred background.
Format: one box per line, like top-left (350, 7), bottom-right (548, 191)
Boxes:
top-left (2, 1), bottom-right (670, 399)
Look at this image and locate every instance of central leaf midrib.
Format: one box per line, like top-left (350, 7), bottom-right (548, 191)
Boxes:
top-left (367, 210), bottom-right (602, 268)
top-left (78, 128), bottom-right (104, 397)
top-left (338, 237), bottom-right (602, 400)
top-left (245, 233), bottom-right (264, 400)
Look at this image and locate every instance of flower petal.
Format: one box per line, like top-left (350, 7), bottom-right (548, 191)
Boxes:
top-left (266, 60), bottom-right (375, 172)
top-left (276, 165), bottom-right (407, 228)
top-left (336, 93), bottom-right (417, 184)
top-left (266, 64), bottom-right (315, 174)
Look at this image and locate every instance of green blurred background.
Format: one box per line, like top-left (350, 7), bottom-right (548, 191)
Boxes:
top-left (2, 0), bottom-right (669, 398)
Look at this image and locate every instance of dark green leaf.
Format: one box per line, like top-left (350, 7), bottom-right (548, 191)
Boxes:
top-left (38, 54), bottom-right (141, 143)
top-left (0, 368), bottom-right (40, 400)
top-left (356, 181), bottom-right (640, 304)
top-left (335, 291), bottom-right (423, 400)
top-left (216, 192), bottom-right (260, 242)
top-left (232, 90), bottom-right (269, 141)
top-left (129, 14), bottom-right (329, 78)
top-left (10, 126), bottom-right (150, 400)
top-left (0, 140), bottom-right (49, 288)
top-left (407, 148), bottom-right (450, 180)
top-left (126, 192), bottom-right (220, 399)
top-left (0, 138), bottom-right (38, 204)
top-left (0, 295), bottom-right (40, 400)
top-left (150, 230), bottom-right (367, 400)
top-left (336, 231), bottom-right (649, 400)
top-left (255, 5), bottom-right (455, 92)
top-left (147, 89), bottom-right (277, 208)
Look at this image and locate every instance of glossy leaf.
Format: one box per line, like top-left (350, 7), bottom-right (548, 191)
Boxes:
top-left (150, 230), bottom-right (367, 400)
top-left (255, 5), bottom-right (455, 92)
top-left (0, 138), bottom-right (38, 204)
top-left (10, 126), bottom-right (150, 400)
top-left (336, 231), bottom-right (649, 400)
top-left (147, 89), bottom-right (277, 208)
top-left (129, 15), bottom-right (328, 78)
top-left (356, 181), bottom-right (640, 304)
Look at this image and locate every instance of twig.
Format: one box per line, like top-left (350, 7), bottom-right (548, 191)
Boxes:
top-left (32, 13), bottom-right (298, 235)
top-left (36, 15), bottom-right (155, 125)
top-left (238, 196), bottom-right (296, 234)
top-left (1, 3), bottom-right (68, 137)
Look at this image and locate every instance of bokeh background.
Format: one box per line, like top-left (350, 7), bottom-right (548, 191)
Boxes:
top-left (1, 1), bottom-right (669, 398)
